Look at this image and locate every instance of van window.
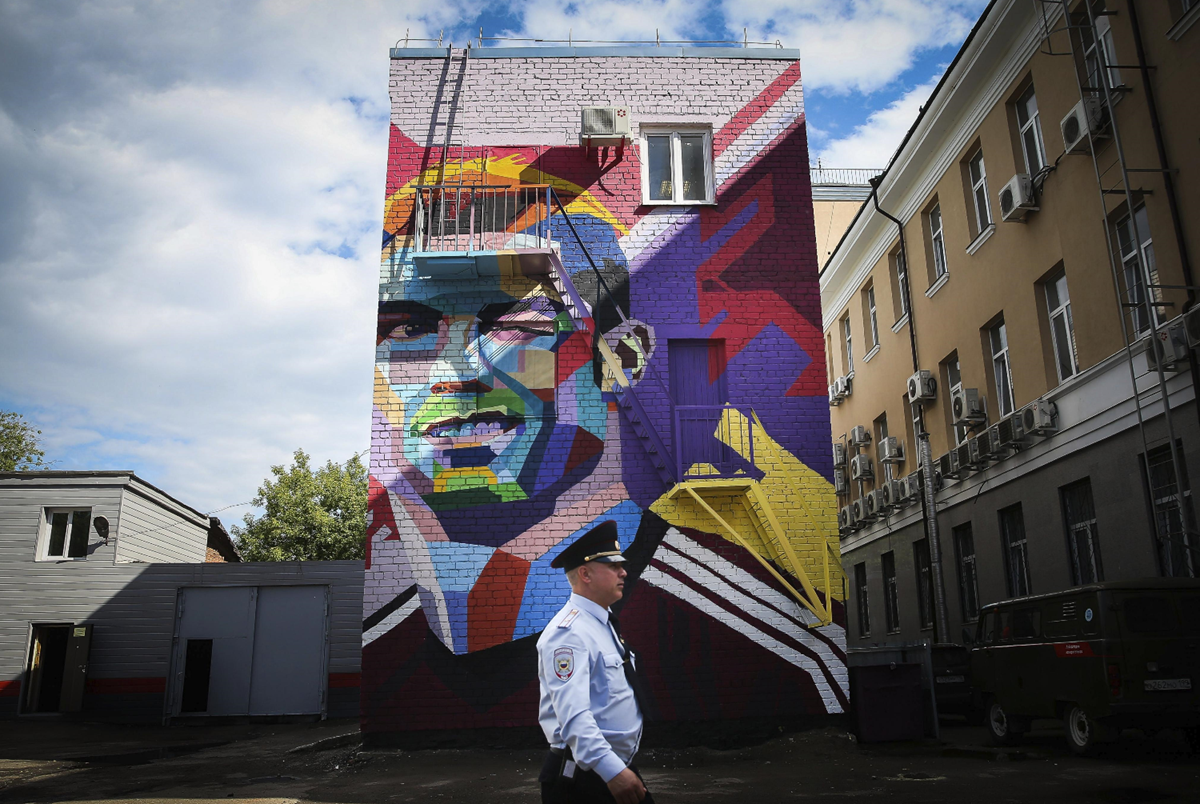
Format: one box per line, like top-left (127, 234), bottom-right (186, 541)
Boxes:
top-left (1121, 596), bottom-right (1179, 635)
top-left (978, 610), bottom-right (996, 644)
top-left (1044, 597), bottom-right (1080, 639)
top-left (998, 609), bottom-right (1014, 642)
top-left (1012, 607), bottom-right (1042, 640)
top-left (1181, 596), bottom-right (1200, 636)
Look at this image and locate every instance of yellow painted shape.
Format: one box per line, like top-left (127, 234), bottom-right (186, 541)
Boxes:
top-left (650, 408), bottom-right (843, 602)
top-left (434, 466), bottom-right (499, 493)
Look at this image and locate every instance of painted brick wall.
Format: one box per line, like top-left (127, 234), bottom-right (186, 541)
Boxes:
top-left (365, 49), bottom-right (845, 742)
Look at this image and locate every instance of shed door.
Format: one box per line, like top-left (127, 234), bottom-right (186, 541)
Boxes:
top-left (248, 586), bottom-right (328, 715)
top-left (176, 587), bottom-right (256, 715)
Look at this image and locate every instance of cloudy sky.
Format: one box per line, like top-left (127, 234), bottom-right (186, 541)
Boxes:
top-left (0, 0), bottom-right (985, 526)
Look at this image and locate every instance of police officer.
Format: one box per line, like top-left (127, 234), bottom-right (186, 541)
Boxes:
top-left (537, 521), bottom-right (653, 804)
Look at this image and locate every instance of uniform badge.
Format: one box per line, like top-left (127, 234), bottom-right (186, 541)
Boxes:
top-left (558, 609), bottom-right (580, 628)
top-left (554, 647), bottom-right (575, 680)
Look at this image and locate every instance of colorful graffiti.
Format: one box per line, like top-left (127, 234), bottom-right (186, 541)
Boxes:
top-left (363, 52), bottom-right (846, 737)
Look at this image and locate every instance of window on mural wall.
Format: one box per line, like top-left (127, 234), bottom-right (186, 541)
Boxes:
top-left (642, 128), bottom-right (714, 205)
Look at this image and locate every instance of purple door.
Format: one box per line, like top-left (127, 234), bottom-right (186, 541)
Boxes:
top-left (669, 340), bottom-right (729, 476)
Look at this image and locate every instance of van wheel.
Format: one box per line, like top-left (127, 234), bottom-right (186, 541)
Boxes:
top-left (987, 699), bottom-right (1024, 746)
top-left (1064, 705), bottom-right (1115, 756)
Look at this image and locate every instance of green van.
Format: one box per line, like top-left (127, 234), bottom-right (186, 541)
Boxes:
top-left (969, 579), bottom-right (1200, 754)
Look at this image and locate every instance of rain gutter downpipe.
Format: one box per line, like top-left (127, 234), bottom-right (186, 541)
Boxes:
top-left (868, 177), bottom-right (951, 645)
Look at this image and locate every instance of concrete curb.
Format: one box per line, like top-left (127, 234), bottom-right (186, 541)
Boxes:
top-left (285, 731), bottom-right (362, 754)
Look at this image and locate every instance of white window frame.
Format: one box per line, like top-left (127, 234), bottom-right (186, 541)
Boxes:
top-left (929, 204), bottom-right (948, 280)
top-left (990, 320), bottom-right (1016, 417)
top-left (38, 508), bottom-right (93, 561)
top-left (842, 315), bottom-right (854, 373)
top-left (893, 250), bottom-right (909, 319)
top-left (866, 285), bottom-right (880, 348)
top-left (1016, 85), bottom-right (1047, 176)
top-left (1084, 14), bottom-right (1121, 91)
top-left (639, 126), bottom-right (714, 206)
top-left (968, 150), bottom-right (991, 232)
top-left (1117, 205), bottom-right (1160, 335)
top-left (1046, 271), bottom-right (1079, 382)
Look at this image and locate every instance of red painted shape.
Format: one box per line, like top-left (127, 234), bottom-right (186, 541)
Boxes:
top-left (467, 550), bottom-right (530, 653)
top-left (713, 62), bottom-right (803, 158)
top-left (696, 172), bottom-right (825, 395)
top-left (365, 474), bottom-right (400, 571)
top-left (328, 672), bottom-right (361, 689)
top-left (564, 429), bottom-right (604, 473)
top-left (85, 677), bottom-right (166, 695)
top-left (0, 680), bottom-right (20, 697)
top-left (554, 329), bottom-right (594, 387)
top-left (1054, 642), bottom-right (1097, 658)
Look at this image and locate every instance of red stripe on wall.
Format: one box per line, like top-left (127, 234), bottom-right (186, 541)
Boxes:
top-left (85, 677), bottom-right (167, 695)
top-left (328, 672), bottom-right (361, 689)
top-left (712, 61), bottom-right (802, 158)
top-left (0, 680), bottom-right (20, 697)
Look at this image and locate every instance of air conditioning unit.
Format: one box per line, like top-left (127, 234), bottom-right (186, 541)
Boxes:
top-left (899, 475), bottom-right (918, 505)
top-left (865, 489), bottom-right (883, 518)
top-left (580, 106), bottom-right (631, 145)
top-left (1022, 399), bottom-right (1058, 436)
top-left (1061, 96), bottom-right (1105, 154)
top-left (955, 442), bottom-right (977, 474)
top-left (907, 370), bottom-right (937, 404)
top-left (880, 478), bottom-right (903, 509)
top-left (834, 375), bottom-right (853, 398)
top-left (952, 387), bottom-right (987, 426)
top-left (1146, 321), bottom-right (1190, 372)
top-left (999, 174), bottom-right (1037, 222)
top-left (833, 442), bottom-right (848, 467)
top-left (850, 453), bottom-right (874, 481)
top-left (834, 468), bottom-right (849, 495)
top-left (938, 450), bottom-right (962, 480)
top-left (972, 430), bottom-right (1001, 462)
top-left (852, 498), bottom-right (868, 523)
top-left (849, 425), bottom-right (872, 447)
top-left (828, 384), bottom-right (842, 406)
top-left (838, 505), bottom-right (853, 532)
top-left (991, 413), bottom-right (1028, 451)
top-left (879, 436), bottom-right (904, 464)
top-left (1185, 306), bottom-right (1200, 348)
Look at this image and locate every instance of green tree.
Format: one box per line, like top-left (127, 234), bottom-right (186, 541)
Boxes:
top-left (232, 449), bottom-right (368, 561)
top-left (0, 411), bottom-right (47, 472)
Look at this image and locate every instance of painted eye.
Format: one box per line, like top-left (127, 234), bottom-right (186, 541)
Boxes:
top-left (387, 320), bottom-right (438, 340)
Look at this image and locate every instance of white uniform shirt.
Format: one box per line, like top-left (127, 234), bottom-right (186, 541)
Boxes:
top-left (536, 593), bottom-right (643, 783)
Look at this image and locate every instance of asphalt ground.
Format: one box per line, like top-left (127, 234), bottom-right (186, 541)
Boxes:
top-left (1, 718), bottom-right (1198, 803)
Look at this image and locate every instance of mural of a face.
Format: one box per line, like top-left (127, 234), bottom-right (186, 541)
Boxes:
top-left (376, 265), bottom-right (605, 510)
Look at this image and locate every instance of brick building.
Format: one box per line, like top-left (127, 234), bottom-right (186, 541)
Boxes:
top-left (363, 45), bottom-right (845, 744)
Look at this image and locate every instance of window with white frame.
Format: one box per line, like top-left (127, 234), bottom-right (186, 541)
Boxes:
top-left (1016, 84), bottom-right (1047, 176)
top-left (1117, 205), bottom-right (1160, 335)
top-left (866, 285), bottom-right (880, 348)
top-left (39, 508), bottom-right (92, 560)
top-left (842, 315), bottom-right (854, 373)
top-left (641, 128), bottom-right (713, 205)
top-left (929, 204), bottom-right (948, 280)
top-left (892, 249), bottom-right (909, 319)
top-left (1083, 12), bottom-right (1120, 92)
top-left (968, 149), bottom-right (991, 233)
top-left (1046, 271), bottom-right (1079, 382)
top-left (1061, 478), bottom-right (1104, 585)
top-left (882, 551), bottom-right (900, 633)
top-left (1000, 503), bottom-right (1032, 598)
top-left (854, 562), bottom-right (871, 637)
top-left (1142, 443), bottom-right (1198, 578)
top-left (990, 319), bottom-right (1016, 417)
top-left (953, 523), bottom-right (980, 622)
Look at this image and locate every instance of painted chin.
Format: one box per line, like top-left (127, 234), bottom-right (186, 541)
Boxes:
top-left (421, 415), bottom-right (524, 448)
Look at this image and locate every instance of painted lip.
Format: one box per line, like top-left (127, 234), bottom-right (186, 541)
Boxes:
top-left (421, 411), bottom-right (523, 446)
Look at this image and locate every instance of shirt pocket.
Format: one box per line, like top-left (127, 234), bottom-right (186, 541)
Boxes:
top-left (601, 652), bottom-right (625, 690)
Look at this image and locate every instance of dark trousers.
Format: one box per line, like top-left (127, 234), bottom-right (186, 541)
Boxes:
top-left (539, 750), bottom-right (655, 804)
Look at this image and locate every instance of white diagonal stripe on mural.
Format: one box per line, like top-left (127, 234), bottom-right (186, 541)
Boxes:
top-left (641, 565), bottom-right (843, 714)
top-left (653, 547), bottom-right (848, 697)
top-left (362, 594), bottom-right (421, 648)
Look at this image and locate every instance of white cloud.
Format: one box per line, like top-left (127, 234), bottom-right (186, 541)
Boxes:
top-left (813, 75), bottom-right (941, 169)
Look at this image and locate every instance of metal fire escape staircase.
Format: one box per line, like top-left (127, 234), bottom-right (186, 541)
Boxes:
top-left (408, 164), bottom-right (839, 624)
top-left (1038, 1), bottom-right (1198, 573)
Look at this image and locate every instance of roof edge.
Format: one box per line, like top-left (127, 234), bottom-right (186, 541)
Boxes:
top-left (391, 46), bottom-right (800, 60)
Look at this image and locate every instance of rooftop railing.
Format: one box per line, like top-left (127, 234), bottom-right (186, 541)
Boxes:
top-left (413, 185), bottom-right (552, 252)
top-left (809, 167), bottom-right (880, 186)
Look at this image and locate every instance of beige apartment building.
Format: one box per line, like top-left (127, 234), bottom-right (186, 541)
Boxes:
top-left (822, 0), bottom-right (1200, 646)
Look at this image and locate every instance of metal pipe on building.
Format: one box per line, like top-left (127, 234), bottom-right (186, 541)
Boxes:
top-left (868, 178), bottom-right (951, 645)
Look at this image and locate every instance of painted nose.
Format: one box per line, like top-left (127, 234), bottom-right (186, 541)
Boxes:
top-left (431, 379), bottom-right (493, 395)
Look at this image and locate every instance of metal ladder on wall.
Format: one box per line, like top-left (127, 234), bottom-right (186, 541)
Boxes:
top-left (1038, 0), bottom-right (1197, 575)
top-left (543, 189), bottom-right (838, 625)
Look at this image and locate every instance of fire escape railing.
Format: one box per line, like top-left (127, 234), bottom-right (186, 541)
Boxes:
top-left (412, 184), bottom-right (552, 252)
top-left (674, 404), bottom-right (756, 481)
